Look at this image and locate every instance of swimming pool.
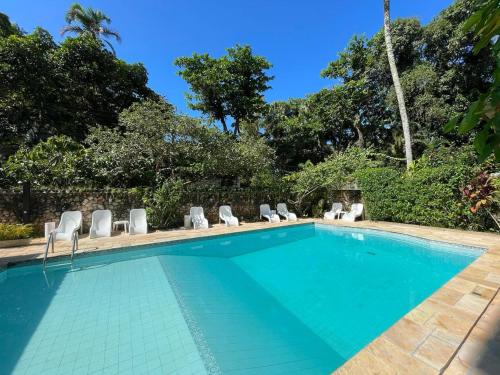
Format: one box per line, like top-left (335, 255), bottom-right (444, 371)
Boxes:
top-left (0, 223), bottom-right (483, 374)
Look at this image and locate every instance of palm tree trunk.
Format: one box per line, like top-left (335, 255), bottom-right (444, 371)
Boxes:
top-left (383, 0), bottom-right (413, 168)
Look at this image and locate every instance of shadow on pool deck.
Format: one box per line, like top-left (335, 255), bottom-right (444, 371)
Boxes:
top-left (476, 320), bottom-right (500, 373)
top-left (446, 289), bottom-right (500, 374)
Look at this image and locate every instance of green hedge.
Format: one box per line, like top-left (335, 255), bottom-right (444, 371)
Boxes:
top-left (355, 147), bottom-right (493, 230)
top-left (0, 224), bottom-right (34, 241)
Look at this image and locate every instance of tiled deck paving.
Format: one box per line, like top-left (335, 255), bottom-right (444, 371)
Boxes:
top-left (1, 220), bottom-right (499, 374)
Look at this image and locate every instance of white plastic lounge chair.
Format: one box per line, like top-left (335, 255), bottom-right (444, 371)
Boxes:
top-left (342, 203), bottom-right (364, 222)
top-left (190, 207), bottom-right (209, 229)
top-left (219, 205), bottom-right (239, 227)
top-left (89, 210), bottom-right (112, 238)
top-left (129, 208), bottom-right (147, 235)
top-left (324, 202), bottom-right (343, 220)
top-left (260, 204), bottom-right (280, 223)
top-left (53, 211), bottom-right (82, 242)
top-left (276, 203), bottom-right (297, 221)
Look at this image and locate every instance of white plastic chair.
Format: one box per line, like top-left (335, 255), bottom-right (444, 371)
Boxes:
top-left (324, 202), bottom-right (343, 220)
top-left (190, 207), bottom-right (209, 229)
top-left (276, 203), bottom-right (297, 221)
top-left (342, 203), bottom-right (364, 222)
top-left (129, 208), bottom-right (147, 235)
top-left (260, 204), bottom-right (280, 223)
top-left (219, 205), bottom-right (239, 227)
top-left (89, 210), bottom-right (112, 238)
top-left (53, 211), bottom-right (82, 242)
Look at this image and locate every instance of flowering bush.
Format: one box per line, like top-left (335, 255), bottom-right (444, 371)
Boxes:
top-left (461, 172), bottom-right (499, 229)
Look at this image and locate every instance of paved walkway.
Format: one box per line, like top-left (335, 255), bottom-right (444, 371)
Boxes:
top-left (1, 219), bottom-right (499, 374)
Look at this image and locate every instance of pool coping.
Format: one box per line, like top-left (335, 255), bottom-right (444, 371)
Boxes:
top-left (0, 219), bottom-right (499, 374)
top-left (325, 221), bottom-right (500, 375)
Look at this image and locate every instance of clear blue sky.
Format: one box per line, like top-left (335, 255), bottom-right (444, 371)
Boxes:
top-left (2, 0), bottom-right (453, 116)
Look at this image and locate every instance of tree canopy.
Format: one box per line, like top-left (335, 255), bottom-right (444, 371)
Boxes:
top-left (262, 0), bottom-right (495, 167)
top-left (61, 3), bottom-right (121, 54)
top-left (175, 45), bottom-right (273, 135)
top-left (0, 15), bottom-right (154, 160)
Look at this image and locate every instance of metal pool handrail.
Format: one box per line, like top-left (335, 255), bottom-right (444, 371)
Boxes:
top-left (43, 229), bottom-right (79, 270)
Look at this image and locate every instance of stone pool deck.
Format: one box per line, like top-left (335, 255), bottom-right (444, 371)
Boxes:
top-left (0, 219), bottom-right (499, 374)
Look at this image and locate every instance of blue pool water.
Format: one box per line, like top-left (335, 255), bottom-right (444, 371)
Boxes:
top-left (0, 224), bottom-right (482, 374)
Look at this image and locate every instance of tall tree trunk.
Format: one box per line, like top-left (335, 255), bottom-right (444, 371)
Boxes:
top-left (220, 116), bottom-right (229, 133)
top-left (383, 0), bottom-right (413, 168)
top-left (354, 113), bottom-right (365, 148)
top-left (233, 119), bottom-right (240, 136)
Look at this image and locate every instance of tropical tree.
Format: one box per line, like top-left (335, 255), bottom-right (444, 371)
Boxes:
top-left (86, 99), bottom-right (275, 187)
top-left (61, 3), bottom-right (121, 54)
top-left (383, 0), bottom-right (413, 168)
top-left (0, 12), bottom-right (22, 37)
top-left (175, 45), bottom-right (273, 135)
top-left (0, 25), bottom-right (154, 159)
top-left (0, 28), bottom-right (59, 157)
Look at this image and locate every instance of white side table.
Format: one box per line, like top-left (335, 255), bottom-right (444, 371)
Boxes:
top-left (184, 215), bottom-right (192, 229)
top-left (113, 220), bottom-right (129, 233)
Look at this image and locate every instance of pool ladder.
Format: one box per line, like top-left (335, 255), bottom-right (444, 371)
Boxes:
top-left (42, 230), bottom-right (79, 270)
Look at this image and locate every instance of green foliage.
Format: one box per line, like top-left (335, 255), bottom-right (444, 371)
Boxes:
top-left (386, 63), bottom-right (453, 146)
top-left (284, 147), bottom-right (378, 207)
top-left (86, 99), bottom-right (275, 187)
top-left (175, 45), bottom-right (272, 134)
top-left (86, 99), bottom-right (175, 187)
top-left (249, 170), bottom-right (284, 191)
top-left (53, 35), bottom-right (154, 140)
top-left (355, 146), bottom-right (494, 229)
top-left (0, 28), bottom-right (59, 156)
top-left (3, 135), bottom-right (87, 187)
top-left (143, 178), bottom-right (184, 229)
top-left (0, 224), bottom-right (34, 241)
top-left (276, 0), bottom-right (495, 163)
top-left (353, 167), bottom-right (401, 221)
top-left (262, 99), bottom-right (327, 169)
top-left (0, 26), bottom-right (154, 160)
top-left (444, 0), bottom-right (500, 161)
top-left (0, 12), bottom-right (22, 38)
top-left (61, 3), bottom-right (121, 54)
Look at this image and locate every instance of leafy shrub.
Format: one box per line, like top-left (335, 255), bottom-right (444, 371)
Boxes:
top-left (353, 167), bottom-right (401, 221)
top-left (355, 146), bottom-right (494, 230)
top-left (3, 135), bottom-right (87, 187)
top-left (284, 147), bottom-right (379, 212)
top-left (143, 178), bottom-right (184, 229)
top-left (0, 224), bottom-right (34, 241)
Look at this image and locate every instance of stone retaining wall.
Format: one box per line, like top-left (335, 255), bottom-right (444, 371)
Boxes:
top-left (0, 189), bottom-right (144, 233)
top-left (0, 188), bottom-right (361, 233)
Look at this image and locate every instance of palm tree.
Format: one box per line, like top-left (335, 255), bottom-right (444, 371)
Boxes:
top-left (61, 3), bottom-right (121, 54)
top-left (383, 0), bottom-right (413, 168)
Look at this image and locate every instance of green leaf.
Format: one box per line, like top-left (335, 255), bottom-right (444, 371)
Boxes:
top-left (443, 116), bottom-right (459, 133)
top-left (474, 126), bottom-right (490, 155)
top-left (458, 96), bottom-right (486, 134)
